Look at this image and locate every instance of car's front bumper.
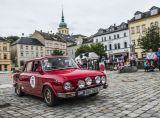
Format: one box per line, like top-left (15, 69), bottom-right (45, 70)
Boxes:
top-left (57, 84), bottom-right (108, 98)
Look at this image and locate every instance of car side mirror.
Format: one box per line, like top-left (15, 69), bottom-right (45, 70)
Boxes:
top-left (36, 67), bottom-right (43, 73)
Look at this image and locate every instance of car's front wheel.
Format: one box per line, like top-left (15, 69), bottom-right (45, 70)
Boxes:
top-left (15, 84), bottom-right (24, 97)
top-left (43, 86), bottom-right (59, 107)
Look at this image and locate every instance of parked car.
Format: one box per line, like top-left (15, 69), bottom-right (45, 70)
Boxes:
top-left (13, 56), bottom-right (108, 106)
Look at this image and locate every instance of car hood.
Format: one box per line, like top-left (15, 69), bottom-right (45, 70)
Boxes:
top-left (46, 68), bottom-right (105, 81)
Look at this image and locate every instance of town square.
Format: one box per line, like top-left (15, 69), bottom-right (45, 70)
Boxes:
top-left (0, 0), bottom-right (160, 118)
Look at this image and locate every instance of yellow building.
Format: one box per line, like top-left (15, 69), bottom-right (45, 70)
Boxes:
top-left (128, 6), bottom-right (160, 59)
top-left (0, 37), bottom-right (11, 71)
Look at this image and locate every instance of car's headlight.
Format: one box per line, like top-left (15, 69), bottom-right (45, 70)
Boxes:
top-left (64, 81), bottom-right (72, 90)
top-left (78, 80), bottom-right (85, 88)
top-left (101, 76), bottom-right (106, 84)
top-left (95, 76), bottom-right (101, 84)
top-left (85, 77), bottom-right (92, 86)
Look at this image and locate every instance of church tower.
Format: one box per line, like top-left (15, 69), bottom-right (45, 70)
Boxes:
top-left (58, 9), bottom-right (69, 35)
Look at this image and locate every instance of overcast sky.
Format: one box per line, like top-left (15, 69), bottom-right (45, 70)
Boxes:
top-left (0, 0), bottom-right (159, 37)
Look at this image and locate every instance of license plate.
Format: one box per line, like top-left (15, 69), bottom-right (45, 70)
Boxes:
top-left (78, 86), bottom-right (103, 96)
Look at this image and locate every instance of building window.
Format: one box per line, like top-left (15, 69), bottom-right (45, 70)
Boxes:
top-left (124, 42), bottom-right (127, 48)
top-left (114, 35), bottom-right (116, 39)
top-left (124, 33), bottom-right (127, 37)
top-left (4, 54), bottom-right (7, 59)
top-left (105, 45), bottom-right (107, 51)
top-left (96, 39), bottom-right (98, 42)
top-left (151, 9), bottom-right (158, 15)
top-left (26, 51), bottom-right (29, 57)
top-left (109, 36), bottom-right (111, 40)
top-left (26, 46), bottom-right (28, 50)
top-left (131, 27), bottom-right (135, 34)
top-left (4, 65), bottom-right (7, 71)
top-left (142, 24), bottom-right (146, 32)
top-left (31, 46), bottom-right (33, 50)
top-left (41, 52), bottom-right (43, 57)
top-left (36, 46), bottom-right (38, 50)
top-left (36, 52), bottom-right (38, 57)
top-left (114, 44), bottom-right (117, 49)
top-left (0, 65), bottom-right (2, 71)
top-left (101, 37), bottom-right (103, 42)
top-left (118, 43), bottom-right (120, 49)
top-left (117, 34), bottom-right (119, 38)
top-left (21, 52), bottom-right (24, 57)
top-left (104, 37), bottom-right (106, 41)
top-left (109, 44), bottom-right (112, 50)
top-left (136, 26), bottom-right (140, 33)
top-left (3, 46), bottom-right (7, 51)
top-left (41, 47), bottom-right (43, 50)
top-left (135, 14), bottom-right (142, 20)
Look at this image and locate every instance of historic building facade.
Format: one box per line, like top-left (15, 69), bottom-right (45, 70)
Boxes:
top-left (128, 6), bottom-right (160, 59)
top-left (11, 37), bottom-right (45, 67)
top-left (93, 22), bottom-right (131, 58)
top-left (31, 30), bottom-right (67, 56)
top-left (0, 37), bottom-right (11, 71)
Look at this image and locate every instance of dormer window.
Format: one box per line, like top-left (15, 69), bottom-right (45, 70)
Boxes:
top-left (151, 9), bottom-right (158, 15)
top-left (135, 14), bottom-right (142, 20)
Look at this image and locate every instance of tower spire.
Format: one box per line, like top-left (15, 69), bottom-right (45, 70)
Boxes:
top-left (61, 8), bottom-right (64, 22)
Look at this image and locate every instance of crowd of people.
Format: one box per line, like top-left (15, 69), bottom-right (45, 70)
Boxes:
top-left (75, 48), bottom-right (160, 71)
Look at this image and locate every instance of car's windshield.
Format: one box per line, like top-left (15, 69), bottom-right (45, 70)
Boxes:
top-left (42, 57), bottom-right (78, 71)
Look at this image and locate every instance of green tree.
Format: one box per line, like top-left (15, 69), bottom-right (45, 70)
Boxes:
top-left (138, 25), bottom-right (160, 52)
top-left (52, 50), bottom-right (64, 56)
top-left (6, 36), bottom-right (19, 43)
top-left (90, 43), bottom-right (105, 56)
top-left (75, 45), bottom-right (91, 57)
top-left (75, 43), bottom-right (105, 57)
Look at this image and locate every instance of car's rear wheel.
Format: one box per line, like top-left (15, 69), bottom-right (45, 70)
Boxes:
top-left (43, 86), bottom-right (59, 107)
top-left (15, 84), bottom-right (24, 97)
top-left (89, 92), bottom-right (99, 97)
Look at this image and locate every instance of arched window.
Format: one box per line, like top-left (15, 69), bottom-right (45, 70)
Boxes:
top-left (109, 44), bottom-right (112, 50)
top-left (124, 42), bottom-right (127, 48)
top-left (118, 43), bottom-right (120, 49)
top-left (114, 44), bottom-right (117, 49)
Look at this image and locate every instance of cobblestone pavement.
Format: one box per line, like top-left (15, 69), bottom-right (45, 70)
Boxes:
top-left (1, 71), bottom-right (160, 118)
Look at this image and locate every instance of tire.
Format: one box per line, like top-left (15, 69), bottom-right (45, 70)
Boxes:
top-left (89, 92), bottom-right (99, 97)
top-left (15, 84), bottom-right (24, 97)
top-left (43, 86), bottom-right (59, 107)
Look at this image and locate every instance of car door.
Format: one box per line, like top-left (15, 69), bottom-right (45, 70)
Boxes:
top-left (28, 60), bottom-right (43, 96)
top-left (19, 61), bottom-right (33, 93)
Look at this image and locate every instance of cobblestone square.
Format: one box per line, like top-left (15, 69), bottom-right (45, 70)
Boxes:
top-left (0, 71), bottom-right (160, 118)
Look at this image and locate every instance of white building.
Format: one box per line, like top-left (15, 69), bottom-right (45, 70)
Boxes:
top-left (93, 22), bottom-right (131, 58)
top-left (31, 30), bottom-right (67, 55)
top-left (11, 37), bottom-right (45, 67)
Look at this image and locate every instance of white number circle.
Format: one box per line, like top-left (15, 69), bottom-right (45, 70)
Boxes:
top-left (30, 76), bottom-right (36, 88)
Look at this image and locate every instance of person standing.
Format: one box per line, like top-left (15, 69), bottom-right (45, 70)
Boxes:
top-left (130, 53), bottom-right (136, 66)
top-left (156, 48), bottom-right (160, 70)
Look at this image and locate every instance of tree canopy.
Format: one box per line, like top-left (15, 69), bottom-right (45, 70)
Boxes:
top-left (75, 43), bottom-right (105, 57)
top-left (138, 25), bottom-right (160, 52)
top-left (6, 36), bottom-right (19, 44)
top-left (52, 50), bottom-right (64, 56)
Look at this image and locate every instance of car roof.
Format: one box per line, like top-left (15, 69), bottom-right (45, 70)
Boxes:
top-left (27, 56), bottom-right (69, 62)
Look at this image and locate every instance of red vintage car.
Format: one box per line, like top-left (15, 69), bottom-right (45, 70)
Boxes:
top-left (13, 56), bottom-right (108, 106)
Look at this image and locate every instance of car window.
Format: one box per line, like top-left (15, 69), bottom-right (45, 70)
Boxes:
top-left (32, 61), bottom-right (41, 72)
top-left (25, 61), bottom-right (33, 72)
